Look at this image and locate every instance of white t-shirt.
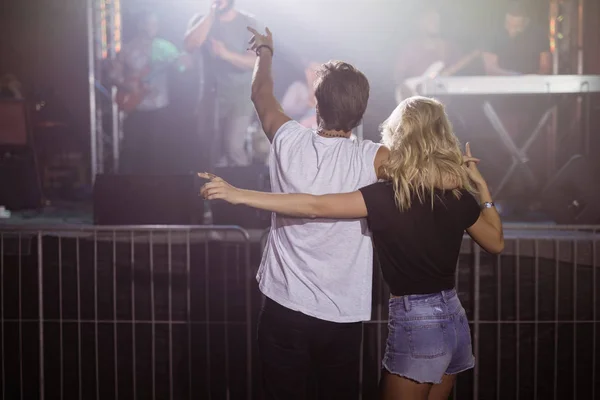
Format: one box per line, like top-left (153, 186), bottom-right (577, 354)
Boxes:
top-left (257, 121), bottom-right (382, 323)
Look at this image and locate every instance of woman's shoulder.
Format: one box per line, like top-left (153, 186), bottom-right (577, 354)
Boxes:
top-left (359, 181), bottom-right (395, 204)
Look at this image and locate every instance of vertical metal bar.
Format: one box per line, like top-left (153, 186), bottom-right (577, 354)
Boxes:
top-left (553, 241), bottom-right (560, 400)
top-left (38, 232), bottom-right (45, 400)
top-left (242, 240), bottom-right (252, 400)
top-left (358, 324), bottom-right (364, 400)
top-left (453, 252), bottom-right (460, 400)
top-left (534, 241), bottom-right (540, 400)
top-left (108, 0), bottom-right (121, 171)
top-left (150, 232), bottom-right (156, 400)
top-left (168, 231), bottom-right (173, 400)
top-left (130, 231), bottom-right (137, 400)
top-left (376, 262), bottom-right (383, 385)
top-left (94, 232), bottom-right (100, 400)
top-left (77, 237), bottom-right (83, 400)
top-left (86, 0), bottom-right (98, 182)
top-left (496, 251), bottom-right (503, 400)
top-left (592, 228), bottom-right (597, 400)
top-left (0, 234), bottom-right (4, 400)
top-left (472, 244), bottom-right (481, 400)
top-left (516, 240), bottom-right (521, 400)
top-left (577, 0), bottom-right (585, 75)
top-left (591, 229), bottom-right (598, 399)
top-left (59, 237), bottom-right (64, 400)
top-left (186, 231), bottom-right (192, 400)
top-left (204, 240), bottom-right (211, 398)
top-left (113, 231), bottom-right (119, 400)
top-left (550, 0), bottom-right (559, 75)
top-left (95, 0), bottom-right (105, 175)
top-left (223, 245), bottom-right (230, 399)
top-left (18, 235), bottom-right (23, 400)
top-left (572, 240), bottom-right (578, 400)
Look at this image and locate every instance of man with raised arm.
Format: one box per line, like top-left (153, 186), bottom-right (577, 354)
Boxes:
top-left (243, 27), bottom-right (389, 399)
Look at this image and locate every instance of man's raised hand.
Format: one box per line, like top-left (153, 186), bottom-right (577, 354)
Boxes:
top-left (247, 27), bottom-right (274, 55)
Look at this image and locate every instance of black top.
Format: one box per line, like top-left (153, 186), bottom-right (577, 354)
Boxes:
top-left (487, 25), bottom-right (549, 74)
top-left (359, 182), bottom-right (480, 296)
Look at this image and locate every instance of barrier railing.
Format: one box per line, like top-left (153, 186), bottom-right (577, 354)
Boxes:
top-left (0, 225), bottom-right (253, 400)
top-left (1, 224), bottom-right (599, 399)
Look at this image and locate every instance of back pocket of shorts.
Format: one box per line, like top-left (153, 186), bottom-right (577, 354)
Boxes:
top-left (407, 323), bottom-right (447, 359)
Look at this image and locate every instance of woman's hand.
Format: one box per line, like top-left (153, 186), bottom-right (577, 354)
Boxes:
top-left (463, 143), bottom-right (487, 188)
top-left (198, 173), bottom-right (245, 204)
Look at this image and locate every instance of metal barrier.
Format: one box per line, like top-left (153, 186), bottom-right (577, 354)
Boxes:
top-left (1, 224), bottom-right (599, 399)
top-left (0, 225), bottom-right (253, 400)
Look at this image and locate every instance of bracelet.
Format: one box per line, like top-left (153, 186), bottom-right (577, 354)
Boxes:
top-left (481, 202), bottom-right (495, 210)
top-left (255, 44), bottom-right (274, 57)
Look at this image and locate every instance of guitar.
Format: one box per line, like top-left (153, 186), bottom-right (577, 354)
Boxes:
top-left (115, 38), bottom-right (186, 113)
top-left (115, 62), bottom-right (177, 113)
top-left (115, 67), bottom-right (152, 113)
top-left (395, 50), bottom-right (481, 104)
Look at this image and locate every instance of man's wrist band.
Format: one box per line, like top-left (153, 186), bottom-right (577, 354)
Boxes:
top-left (481, 202), bottom-right (495, 210)
top-left (255, 44), bottom-right (274, 57)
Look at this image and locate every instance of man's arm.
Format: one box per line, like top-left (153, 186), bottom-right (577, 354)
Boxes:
top-left (248, 28), bottom-right (291, 141)
top-left (184, 10), bottom-right (216, 53)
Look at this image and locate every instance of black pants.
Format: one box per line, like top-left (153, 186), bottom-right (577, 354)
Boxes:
top-left (258, 297), bottom-right (362, 400)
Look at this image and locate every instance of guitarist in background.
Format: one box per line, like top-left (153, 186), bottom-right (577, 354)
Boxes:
top-left (111, 11), bottom-right (190, 174)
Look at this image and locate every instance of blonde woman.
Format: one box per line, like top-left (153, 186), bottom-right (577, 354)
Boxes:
top-left (200, 96), bottom-right (503, 400)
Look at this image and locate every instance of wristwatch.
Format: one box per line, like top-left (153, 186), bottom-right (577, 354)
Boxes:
top-left (481, 202), bottom-right (495, 210)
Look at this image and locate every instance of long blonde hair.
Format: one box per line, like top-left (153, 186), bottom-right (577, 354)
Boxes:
top-left (380, 96), bottom-right (472, 211)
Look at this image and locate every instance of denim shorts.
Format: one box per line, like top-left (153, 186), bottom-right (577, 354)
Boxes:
top-left (382, 289), bottom-right (475, 384)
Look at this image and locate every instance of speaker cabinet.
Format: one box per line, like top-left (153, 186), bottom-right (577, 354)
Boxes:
top-left (541, 155), bottom-right (600, 224)
top-left (0, 149), bottom-right (43, 210)
top-left (210, 166), bottom-right (271, 229)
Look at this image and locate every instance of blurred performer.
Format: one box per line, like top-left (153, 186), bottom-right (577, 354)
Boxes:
top-left (483, 1), bottom-right (551, 75)
top-left (185, 0), bottom-right (261, 168)
top-left (394, 5), bottom-right (479, 103)
top-left (281, 62), bottom-right (320, 129)
top-left (111, 11), bottom-right (189, 174)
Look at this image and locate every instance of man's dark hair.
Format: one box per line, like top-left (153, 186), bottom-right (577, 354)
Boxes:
top-left (506, 1), bottom-right (528, 17)
top-left (314, 61), bottom-right (370, 132)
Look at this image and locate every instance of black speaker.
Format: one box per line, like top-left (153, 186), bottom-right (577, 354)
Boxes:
top-left (211, 166), bottom-right (270, 229)
top-left (541, 155), bottom-right (600, 224)
top-left (93, 174), bottom-right (202, 225)
top-left (0, 149), bottom-right (43, 210)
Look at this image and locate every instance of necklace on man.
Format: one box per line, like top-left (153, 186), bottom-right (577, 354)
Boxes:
top-left (318, 129), bottom-right (347, 138)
